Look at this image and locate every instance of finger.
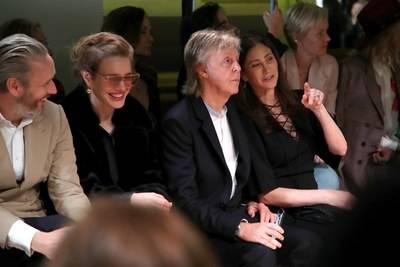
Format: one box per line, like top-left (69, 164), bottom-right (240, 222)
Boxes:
top-left (304, 82), bottom-right (311, 93)
top-left (268, 229), bottom-right (285, 241)
top-left (270, 213), bottom-right (277, 223)
top-left (301, 93), bottom-right (308, 106)
top-left (269, 223), bottom-right (284, 234)
top-left (258, 235), bottom-right (277, 250)
top-left (260, 233), bottom-right (282, 249)
top-left (248, 207), bottom-right (256, 218)
top-left (372, 153), bottom-right (379, 163)
top-left (308, 91), bottom-right (314, 106)
top-left (258, 205), bottom-right (267, 222)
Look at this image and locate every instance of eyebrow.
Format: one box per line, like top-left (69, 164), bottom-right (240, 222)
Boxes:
top-left (246, 52), bottom-right (274, 65)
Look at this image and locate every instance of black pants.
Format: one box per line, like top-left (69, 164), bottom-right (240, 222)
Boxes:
top-left (0, 215), bottom-right (68, 267)
top-left (210, 214), bottom-right (324, 267)
top-left (210, 237), bottom-right (277, 267)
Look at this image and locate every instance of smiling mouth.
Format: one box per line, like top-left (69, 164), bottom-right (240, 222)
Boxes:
top-left (263, 74), bottom-right (275, 81)
top-left (109, 93), bottom-right (125, 99)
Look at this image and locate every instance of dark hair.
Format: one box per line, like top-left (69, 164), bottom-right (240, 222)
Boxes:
top-left (101, 6), bottom-right (145, 46)
top-left (48, 198), bottom-right (221, 267)
top-left (180, 2), bottom-right (222, 48)
top-left (237, 32), bottom-right (303, 133)
top-left (0, 18), bottom-right (40, 39)
top-left (0, 18), bottom-right (47, 47)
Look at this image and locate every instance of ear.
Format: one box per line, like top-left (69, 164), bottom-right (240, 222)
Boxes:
top-left (6, 77), bottom-right (24, 97)
top-left (81, 70), bottom-right (94, 88)
top-left (196, 63), bottom-right (208, 80)
top-left (293, 32), bottom-right (301, 43)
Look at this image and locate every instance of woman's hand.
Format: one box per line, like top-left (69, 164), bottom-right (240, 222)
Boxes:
top-left (262, 2), bottom-right (283, 38)
top-left (130, 192), bottom-right (172, 211)
top-left (372, 147), bottom-right (395, 164)
top-left (247, 201), bottom-right (276, 223)
top-left (302, 82), bottom-right (324, 112)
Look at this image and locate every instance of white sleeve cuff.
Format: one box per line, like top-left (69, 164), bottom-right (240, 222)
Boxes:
top-left (7, 220), bottom-right (39, 256)
top-left (380, 135), bottom-right (399, 151)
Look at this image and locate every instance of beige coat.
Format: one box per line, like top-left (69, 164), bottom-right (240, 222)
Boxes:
top-left (281, 49), bottom-right (339, 115)
top-left (0, 101), bottom-right (90, 247)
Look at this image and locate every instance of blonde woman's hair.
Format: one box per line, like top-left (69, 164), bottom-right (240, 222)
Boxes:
top-left (284, 2), bottom-right (328, 49)
top-left (71, 32), bottom-right (134, 79)
top-left (360, 21), bottom-right (400, 68)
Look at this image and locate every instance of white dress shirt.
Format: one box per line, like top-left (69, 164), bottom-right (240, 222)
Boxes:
top-left (204, 102), bottom-right (238, 199)
top-left (0, 113), bottom-right (38, 256)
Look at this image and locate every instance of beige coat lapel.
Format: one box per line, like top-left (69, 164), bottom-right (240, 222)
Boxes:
top-left (0, 133), bottom-right (17, 190)
top-left (23, 113), bottom-right (50, 188)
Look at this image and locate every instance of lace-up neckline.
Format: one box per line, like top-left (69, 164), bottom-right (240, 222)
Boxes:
top-left (265, 101), bottom-right (297, 139)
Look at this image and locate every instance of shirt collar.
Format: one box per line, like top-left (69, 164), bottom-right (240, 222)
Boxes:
top-left (203, 100), bottom-right (228, 119)
top-left (0, 112), bottom-right (33, 128)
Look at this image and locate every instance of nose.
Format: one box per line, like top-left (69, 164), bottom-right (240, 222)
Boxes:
top-left (261, 63), bottom-right (270, 73)
top-left (325, 33), bottom-right (331, 42)
top-left (149, 33), bottom-right (155, 43)
top-left (233, 61), bottom-right (241, 72)
top-left (48, 79), bottom-right (57, 95)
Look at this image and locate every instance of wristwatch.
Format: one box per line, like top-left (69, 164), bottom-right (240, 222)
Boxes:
top-left (235, 219), bottom-right (248, 237)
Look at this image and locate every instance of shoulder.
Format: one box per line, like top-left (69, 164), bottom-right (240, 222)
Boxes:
top-left (41, 100), bottom-right (63, 119)
top-left (281, 49), bottom-right (295, 66)
top-left (318, 54), bottom-right (338, 70)
top-left (340, 55), bottom-right (368, 69)
top-left (164, 97), bottom-right (193, 122)
top-left (121, 95), bottom-right (154, 128)
top-left (61, 86), bottom-right (95, 126)
top-left (35, 100), bottom-right (68, 133)
top-left (62, 85), bottom-right (87, 115)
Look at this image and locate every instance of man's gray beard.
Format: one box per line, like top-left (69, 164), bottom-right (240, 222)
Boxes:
top-left (14, 101), bottom-right (39, 121)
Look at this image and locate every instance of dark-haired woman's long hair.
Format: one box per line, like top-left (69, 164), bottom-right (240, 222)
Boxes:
top-left (237, 32), bottom-right (304, 134)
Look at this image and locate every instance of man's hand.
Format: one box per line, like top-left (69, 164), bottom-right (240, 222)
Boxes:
top-left (238, 222), bottom-right (284, 250)
top-left (31, 227), bottom-right (71, 259)
top-left (130, 192), bottom-right (172, 211)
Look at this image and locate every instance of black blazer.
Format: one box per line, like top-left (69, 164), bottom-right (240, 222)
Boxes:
top-left (162, 96), bottom-right (252, 240)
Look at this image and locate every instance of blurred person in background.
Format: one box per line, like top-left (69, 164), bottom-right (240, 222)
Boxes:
top-left (0, 18), bottom-right (65, 103)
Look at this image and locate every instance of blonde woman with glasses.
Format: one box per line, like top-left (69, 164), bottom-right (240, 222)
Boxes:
top-left (62, 32), bottom-right (172, 210)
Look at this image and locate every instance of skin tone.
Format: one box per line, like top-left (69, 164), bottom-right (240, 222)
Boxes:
top-left (197, 47), bottom-right (284, 250)
top-left (134, 16), bottom-right (154, 57)
top-left (241, 42), bottom-right (355, 210)
top-left (0, 54), bottom-right (57, 126)
top-left (294, 18), bottom-right (330, 85)
top-left (81, 55), bottom-right (172, 211)
top-left (197, 47), bottom-right (241, 111)
top-left (0, 54), bottom-right (67, 259)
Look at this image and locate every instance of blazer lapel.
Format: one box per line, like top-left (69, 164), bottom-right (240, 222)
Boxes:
top-left (227, 100), bottom-right (249, 184)
top-left (0, 133), bottom-right (18, 189)
top-left (364, 63), bottom-right (385, 122)
top-left (23, 113), bottom-right (49, 187)
top-left (190, 96), bottom-right (227, 167)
